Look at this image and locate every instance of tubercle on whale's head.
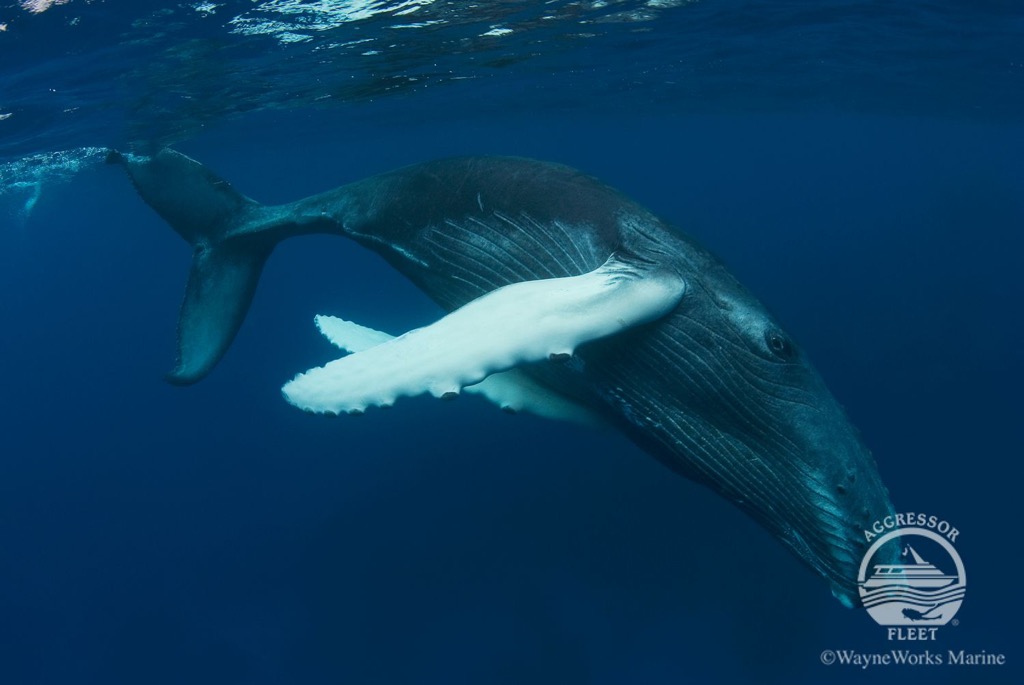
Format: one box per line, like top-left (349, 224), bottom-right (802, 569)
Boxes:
top-left (625, 245), bottom-right (898, 607)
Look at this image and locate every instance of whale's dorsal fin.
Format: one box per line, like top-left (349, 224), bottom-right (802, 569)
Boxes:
top-left (312, 315), bottom-right (605, 426)
top-left (282, 256), bottom-right (685, 415)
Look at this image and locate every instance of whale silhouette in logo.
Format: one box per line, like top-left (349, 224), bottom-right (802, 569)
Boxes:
top-left (109, 149), bottom-right (896, 606)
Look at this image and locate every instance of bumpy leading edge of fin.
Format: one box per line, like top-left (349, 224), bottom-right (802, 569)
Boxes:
top-left (282, 256), bottom-right (685, 415)
top-left (107, 149), bottom-right (272, 384)
top-left (314, 315), bottom-right (605, 426)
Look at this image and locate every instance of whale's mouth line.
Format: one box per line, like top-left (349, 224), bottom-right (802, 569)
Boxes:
top-left (630, 392), bottom-right (874, 603)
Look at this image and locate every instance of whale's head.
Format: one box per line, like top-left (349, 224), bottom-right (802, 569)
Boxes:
top-left (603, 243), bottom-right (897, 607)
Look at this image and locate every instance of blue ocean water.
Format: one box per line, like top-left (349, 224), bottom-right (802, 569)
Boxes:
top-left (1, 1), bottom-right (1022, 684)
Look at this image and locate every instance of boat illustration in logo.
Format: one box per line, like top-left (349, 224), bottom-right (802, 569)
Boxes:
top-left (857, 534), bottom-right (966, 626)
top-left (861, 545), bottom-right (958, 590)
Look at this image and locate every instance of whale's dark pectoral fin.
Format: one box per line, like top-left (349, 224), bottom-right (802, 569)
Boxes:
top-left (109, 148), bottom-right (274, 383)
top-left (282, 256), bottom-right (685, 415)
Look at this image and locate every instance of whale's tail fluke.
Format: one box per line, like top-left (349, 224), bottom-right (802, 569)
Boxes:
top-left (107, 149), bottom-right (274, 384)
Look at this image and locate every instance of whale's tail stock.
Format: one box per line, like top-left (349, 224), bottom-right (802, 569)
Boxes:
top-left (108, 148), bottom-right (290, 384)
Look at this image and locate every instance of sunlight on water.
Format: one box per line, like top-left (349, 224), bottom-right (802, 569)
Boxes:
top-left (226, 0), bottom-right (689, 44)
top-left (19, 0), bottom-right (72, 14)
top-left (0, 0), bottom-right (1020, 168)
top-left (229, 0), bottom-right (437, 43)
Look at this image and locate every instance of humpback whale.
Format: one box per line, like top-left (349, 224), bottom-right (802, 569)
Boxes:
top-left (109, 149), bottom-right (896, 607)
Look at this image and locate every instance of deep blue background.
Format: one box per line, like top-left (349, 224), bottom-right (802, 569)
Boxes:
top-left (2, 105), bottom-right (1021, 683)
top-left (3, 0), bottom-right (1024, 678)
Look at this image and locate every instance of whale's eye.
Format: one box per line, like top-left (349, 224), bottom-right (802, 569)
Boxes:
top-left (765, 329), bottom-right (796, 361)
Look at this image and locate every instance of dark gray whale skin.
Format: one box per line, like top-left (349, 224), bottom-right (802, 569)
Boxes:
top-left (110, 149), bottom-right (896, 606)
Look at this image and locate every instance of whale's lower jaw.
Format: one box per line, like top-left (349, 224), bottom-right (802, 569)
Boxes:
top-left (619, 413), bottom-right (892, 607)
top-left (574, 309), bottom-right (896, 608)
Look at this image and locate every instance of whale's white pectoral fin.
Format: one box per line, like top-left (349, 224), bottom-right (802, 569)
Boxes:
top-left (315, 315), bottom-right (392, 352)
top-left (311, 315), bottom-right (606, 425)
top-left (282, 256), bottom-right (685, 416)
top-left (467, 367), bottom-right (605, 426)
